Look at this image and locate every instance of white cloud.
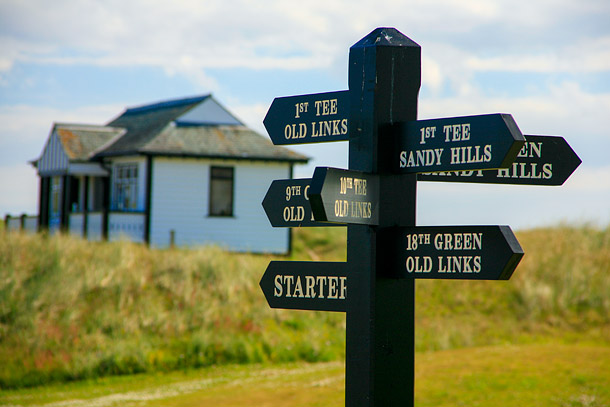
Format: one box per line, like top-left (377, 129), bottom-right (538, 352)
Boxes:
top-left (0, 164), bottom-right (39, 215)
top-left (418, 164), bottom-right (610, 229)
top-left (1, 0), bottom-right (608, 226)
top-left (419, 80), bottom-right (610, 138)
top-left (422, 56), bottom-right (444, 93)
top-left (230, 102), bottom-right (269, 135)
top-left (0, 103), bottom-right (123, 215)
top-left (466, 36), bottom-right (610, 73)
top-left (2, 0), bottom-right (607, 79)
top-left (565, 164), bottom-right (610, 191)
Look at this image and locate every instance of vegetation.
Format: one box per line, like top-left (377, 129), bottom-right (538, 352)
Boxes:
top-left (0, 225), bottom-right (608, 390)
top-left (3, 344), bottom-right (610, 406)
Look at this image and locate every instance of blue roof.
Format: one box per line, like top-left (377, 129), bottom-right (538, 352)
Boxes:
top-left (122, 95), bottom-right (211, 115)
top-left (94, 94), bottom-right (308, 163)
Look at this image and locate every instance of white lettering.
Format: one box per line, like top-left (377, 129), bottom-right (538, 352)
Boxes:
top-left (434, 233), bottom-right (483, 250)
top-left (438, 256), bottom-right (482, 273)
top-left (314, 98), bottom-right (338, 116)
top-left (405, 256), bottom-right (433, 273)
top-left (398, 148), bottom-right (443, 168)
top-left (274, 275), bottom-right (283, 297)
top-left (273, 275), bottom-right (347, 301)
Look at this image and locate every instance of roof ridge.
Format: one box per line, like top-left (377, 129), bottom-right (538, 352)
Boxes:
top-left (54, 122), bottom-right (124, 132)
top-left (123, 94), bottom-right (211, 115)
top-left (87, 128), bottom-right (128, 159)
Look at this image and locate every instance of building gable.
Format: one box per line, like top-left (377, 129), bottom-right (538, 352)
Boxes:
top-left (37, 130), bottom-right (70, 175)
top-left (34, 124), bottom-right (123, 176)
top-left (175, 97), bottom-right (243, 126)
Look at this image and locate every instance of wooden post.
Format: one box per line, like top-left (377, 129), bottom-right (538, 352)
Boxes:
top-left (83, 176), bottom-right (90, 238)
top-left (345, 27), bottom-right (421, 407)
top-left (169, 229), bottom-right (176, 248)
top-left (144, 155), bottom-right (153, 245)
top-left (38, 176), bottom-right (49, 232)
top-left (61, 175), bottom-right (71, 232)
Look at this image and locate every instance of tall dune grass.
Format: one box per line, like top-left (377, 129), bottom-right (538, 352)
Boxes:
top-left (0, 225), bottom-right (608, 389)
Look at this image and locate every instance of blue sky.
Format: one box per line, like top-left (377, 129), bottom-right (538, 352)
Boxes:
top-left (1, 0), bottom-right (609, 229)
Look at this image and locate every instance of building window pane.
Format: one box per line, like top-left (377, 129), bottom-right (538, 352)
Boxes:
top-left (113, 163), bottom-right (139, 211)
top-left (209, 166), bottom-right (234, 217)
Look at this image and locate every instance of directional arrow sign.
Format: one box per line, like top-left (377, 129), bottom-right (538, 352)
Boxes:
top-left (260, 261), bottom-right (348, 312)
top-left (262, 178), bottom-right (344, 227)
top-left (263, 90), bottom-right (350, 145)
top-left (309, 167), bottom-right (380, 225)
top-left (417, 135), bottom-right (581, 186)
top-left (385, 225), bottom-right (523, 280)
top-left (395, 113), bottom-right (525, 173)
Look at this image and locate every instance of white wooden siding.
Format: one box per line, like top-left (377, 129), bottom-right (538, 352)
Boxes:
top-left (86, 213), bottom-right (103, 241)
top-left (108, 213), bottom-right (145, 242)
top-left (23, 216), bottom-right (38, 233)
top-left (37, 130), bottom-right (69, 175)
top-left (69, 213), bottom-right (84, 237)
top-left (6, 217), bottom-right (22, 231)
top-left (149, 157), bottom-right (290, 253)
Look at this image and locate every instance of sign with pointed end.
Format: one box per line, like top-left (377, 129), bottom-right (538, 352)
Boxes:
top-left (263, 90), bottom-right (350, 145)
top-left (260, 261), bottom-right (348, 312)
top-left (385, 225), bottom-right (523, 280)
top-left (395, 113), bottom-right (525, 173)
top-left (259, 26), bottom-right (578, 407)
top-left (417, 135), bottom-right (582, 185)
top-left (309, 167), bottom-right (380, 225)
top-left (262, 178), bottom-right (344, 227)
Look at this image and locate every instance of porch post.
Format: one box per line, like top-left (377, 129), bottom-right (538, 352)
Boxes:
top-left (83, 176), bottom-right (90, 238)
top-left (144, 155), bottom-right (153, 245)
top-left (61, 175), bottom-right (71, 232)
top-left (38, 176), bottom-right (50, 232)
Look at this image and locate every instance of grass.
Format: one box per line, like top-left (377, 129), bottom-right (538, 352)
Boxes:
top-left (0, 224), bottom-right (609, 390)
top-left (0, 228), bottom-right (347, 389)
top-left (2, 342), bottom-right (608, 406)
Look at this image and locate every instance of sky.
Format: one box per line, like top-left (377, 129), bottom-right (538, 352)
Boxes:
top-left (1, 0), bottom-right (609, 230)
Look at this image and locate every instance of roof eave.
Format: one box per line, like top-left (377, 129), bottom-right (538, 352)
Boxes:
top-left (140, 150), bottom-right (310, 163)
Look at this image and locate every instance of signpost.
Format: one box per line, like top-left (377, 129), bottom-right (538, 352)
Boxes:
top-left (417, 135), bottom-right (582, 185)
top-left (384, 225), bottom-right (524, 280)
top-left (259, 27), bottom-right (579, 407)
top-left (259, 261), bottom-right (348, 312)
top-left (394, 113), bottom-right (525, 173)
top-left (262, 178), bottom-right (341, 227)
top-left (263, 90), bottom-right (350, 145)
top-left (309, 167), bottom-right (380, 225)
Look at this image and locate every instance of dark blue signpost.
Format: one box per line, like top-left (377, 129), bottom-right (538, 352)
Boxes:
top-left (393, 113), bottom-right (525, 173)
top-left (417, 134), bottom-right (581, 185)
top-left (264, 90), bottom-right (350, 145)
top-left (260, 261), bottom-right (348, 312)
top-left (262, 178), bottom-right (334, 227)
top-left (260, 27), bottom-right (579, 407)
top-left (309, 167), bottom-right (380, 225)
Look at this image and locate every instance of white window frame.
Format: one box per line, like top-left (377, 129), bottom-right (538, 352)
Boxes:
top-left (112, 163), bottom-right (139, 211)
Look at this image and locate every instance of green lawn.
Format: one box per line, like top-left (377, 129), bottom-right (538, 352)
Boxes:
top-left (2, 342), bottom-right (608, 407)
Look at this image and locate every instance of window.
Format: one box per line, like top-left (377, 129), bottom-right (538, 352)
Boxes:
top-left (209, 166), bottom-right (234, 216)
top-left (113, 163), bottom-right (139, 211)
